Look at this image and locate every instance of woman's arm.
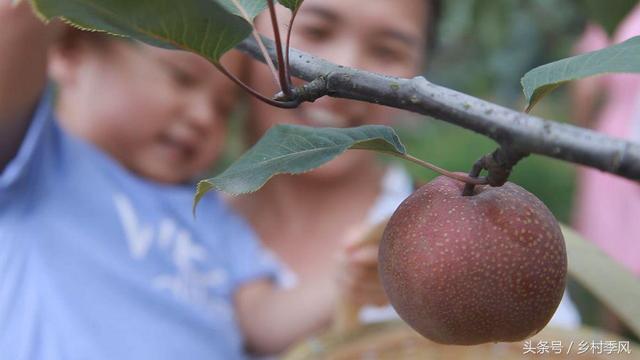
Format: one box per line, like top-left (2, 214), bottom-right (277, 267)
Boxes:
top-left (0, 1), bottom-right (56, 170)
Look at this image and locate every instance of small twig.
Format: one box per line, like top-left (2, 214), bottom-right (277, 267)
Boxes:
top-left (462, 147), bottom-right (528, 196)
top-left (275, 76), bottom-right (327, 103)
top-left (267, 0), bottom-right (293, 98)
top-left (213, 62), bottom-right (300, 108)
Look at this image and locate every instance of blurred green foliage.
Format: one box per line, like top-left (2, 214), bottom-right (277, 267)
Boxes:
top-left (428, 0), bottom-right (583, 103)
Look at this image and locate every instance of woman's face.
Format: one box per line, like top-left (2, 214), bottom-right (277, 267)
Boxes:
top-left (247, 0), bottom-right (429, 179)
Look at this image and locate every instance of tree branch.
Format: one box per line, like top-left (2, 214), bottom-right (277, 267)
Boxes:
top-left (237, 36), bottom-right (640, 181)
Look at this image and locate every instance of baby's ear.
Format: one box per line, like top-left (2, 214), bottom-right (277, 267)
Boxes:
top-left (47, 48), bottom-right (72, 87)
top-left (47, 28), bottom-right (99, 86)
top-left (47, 34), bottom-right (78, 86)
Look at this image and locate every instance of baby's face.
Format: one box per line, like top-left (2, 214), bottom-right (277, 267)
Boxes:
top-left (54, 40), bottom-right (239, 184)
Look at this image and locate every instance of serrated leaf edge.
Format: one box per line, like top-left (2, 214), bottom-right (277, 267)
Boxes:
top-left (192, 126), bottom-right (406, 209)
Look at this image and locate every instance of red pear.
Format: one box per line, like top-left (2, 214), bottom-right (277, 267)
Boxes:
top-left (379, 175), bottom-right (567, 345)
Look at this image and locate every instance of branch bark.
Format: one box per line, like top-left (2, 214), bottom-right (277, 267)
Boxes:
top-left (236, 36), bottom-right (640, 181)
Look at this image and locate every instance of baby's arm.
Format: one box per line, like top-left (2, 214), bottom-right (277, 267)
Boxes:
top-left (235, 276), bottom-right (336, 355)
top-left (0, 1), bottom-right (54, 170)
top-left (235, 240), bottom-right (389, 355)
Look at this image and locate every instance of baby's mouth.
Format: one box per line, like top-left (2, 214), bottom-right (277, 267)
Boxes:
top-left (159, 134), bottom-right (196, 160)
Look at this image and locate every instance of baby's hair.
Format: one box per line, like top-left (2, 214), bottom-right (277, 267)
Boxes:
top-left (54, 27), bottom-right (116, 55)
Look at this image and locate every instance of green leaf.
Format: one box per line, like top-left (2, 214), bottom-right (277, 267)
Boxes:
top-left (32, 0), bottom-right (257, 62)
top-left (193, 125), bottom-right (406, 210)
top-left (278, 0), bottom-right (304, 11)
top-left (521, 36), bottom-right (640, 112)
top-left (562, 225), bottom-right (640, 338)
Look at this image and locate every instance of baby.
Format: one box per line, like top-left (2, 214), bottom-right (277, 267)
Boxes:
top-left (0, 2), bottom-right (352, 359)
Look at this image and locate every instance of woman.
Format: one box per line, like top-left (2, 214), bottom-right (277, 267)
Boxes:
top-left (235, 0), bottom-right (432, 319)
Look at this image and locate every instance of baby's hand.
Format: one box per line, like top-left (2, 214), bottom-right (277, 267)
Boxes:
top-left (336, 222), bottom-right (389, 307)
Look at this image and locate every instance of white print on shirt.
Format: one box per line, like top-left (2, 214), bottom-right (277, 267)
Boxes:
top-left (113, 194), bottom-right (232, 318)
top-left (114, 194), bottom-right (153, 259)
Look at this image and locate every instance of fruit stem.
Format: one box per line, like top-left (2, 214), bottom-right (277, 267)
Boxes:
top-left (391, 153), bottom-right (489, 185)
top-left (462, 147), bottom-right (529, 196)
top-left (213, 62), bottom-right (300, 108)
top-left (462, 159), bottom-right (484, 196)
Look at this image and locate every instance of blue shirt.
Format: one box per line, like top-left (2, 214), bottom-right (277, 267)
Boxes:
top-left (0, 90), bottom-right (278, 360)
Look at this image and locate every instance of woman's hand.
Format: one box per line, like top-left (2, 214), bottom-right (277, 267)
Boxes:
top-left (337, 222), bottom-right (390, 307)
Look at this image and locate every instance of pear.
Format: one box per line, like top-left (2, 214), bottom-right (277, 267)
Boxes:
top-left (379, 175), bottom-right (567, 345)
